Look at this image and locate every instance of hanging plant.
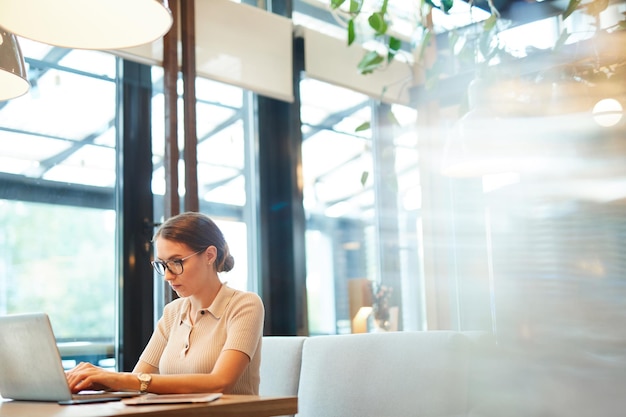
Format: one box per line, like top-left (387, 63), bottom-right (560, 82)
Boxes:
top-left (329, 0), bottom-right (493, 77)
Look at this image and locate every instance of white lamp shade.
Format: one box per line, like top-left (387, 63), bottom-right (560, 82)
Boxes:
top-left (0, 0), bottom-right (173, 50)
top-left (0, 29), bottom-right (29, 101)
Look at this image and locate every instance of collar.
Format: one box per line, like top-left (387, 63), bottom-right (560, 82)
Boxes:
top-left (178, 284), bottom-right (235, 323)
top-left (206, 284), bottom-right (235, 319)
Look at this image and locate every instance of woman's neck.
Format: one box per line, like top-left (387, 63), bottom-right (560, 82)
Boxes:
top-left (189, 278), bottom-right (223, 314)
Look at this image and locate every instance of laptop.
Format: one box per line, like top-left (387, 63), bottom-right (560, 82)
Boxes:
top-left (0, 312), bottom-right (140, 404)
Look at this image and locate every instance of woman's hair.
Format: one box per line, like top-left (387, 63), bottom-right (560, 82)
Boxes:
top-left (153, 211), bottom-right (234, 273)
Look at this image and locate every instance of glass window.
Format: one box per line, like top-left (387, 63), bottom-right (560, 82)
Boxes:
top-left (150, 68), bottom-right (258, 303)
top-left (300, 77), bottom-right (423, 334)
top-left (0, 39), bottom-right (118, 368)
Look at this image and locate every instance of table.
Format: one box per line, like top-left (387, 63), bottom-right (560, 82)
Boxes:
top-left (0, 395), bottom-right (297, 417)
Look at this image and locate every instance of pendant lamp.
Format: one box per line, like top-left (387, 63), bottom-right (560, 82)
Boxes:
top-left (0, 0), bottom-right (173, 50)
top-left (0, 29), bottom-right (29, 101)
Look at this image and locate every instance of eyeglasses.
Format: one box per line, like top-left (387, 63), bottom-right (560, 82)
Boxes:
top-left (151, 248), bottom-right (205, 276)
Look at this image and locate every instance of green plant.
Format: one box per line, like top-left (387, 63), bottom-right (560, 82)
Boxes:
top-left (370, 280), bottom-right (393, 328)
top-left (329, 0), bottom-right (507, 133)
top-left (331, 0), bottom-right (625, 129)
top-left (330, 0), bottom-right (450, 74)
top-left (329, 0), bottom-right (500, 78)
top-left (330, 0), bottom-right (624, 81)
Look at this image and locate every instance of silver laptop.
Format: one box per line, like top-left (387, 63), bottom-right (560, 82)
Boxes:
top-left (0, 312), bottom-right (140, 404)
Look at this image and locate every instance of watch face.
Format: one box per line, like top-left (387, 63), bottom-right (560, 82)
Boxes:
top-left (138, 373), bottom-right (151, 392)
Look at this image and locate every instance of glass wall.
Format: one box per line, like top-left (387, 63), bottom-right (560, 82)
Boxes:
top-left (293, 0), bottom-right (626, 342)
top-left (0, 40), bottom-right (260, 370)
top-left (149, 68), bottom-right (258, 315)
top-left (1, 1), bottom-right (624, 376)
top-left (0, 40), bottom-right (118, 367)
top-left (299, 77), bottom-right (424, 334)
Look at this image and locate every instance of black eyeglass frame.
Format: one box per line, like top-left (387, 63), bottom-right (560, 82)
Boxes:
top-left (151, 248), bottom-right (205, 276)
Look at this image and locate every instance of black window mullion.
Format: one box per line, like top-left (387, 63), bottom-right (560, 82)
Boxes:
top-left (257, 35), bottom-right (307, 336)
top-left (116, 59), bottom-right (155, 371)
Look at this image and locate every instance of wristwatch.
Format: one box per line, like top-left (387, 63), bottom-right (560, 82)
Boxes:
top-left (137, 373), bottom-right (152, 393)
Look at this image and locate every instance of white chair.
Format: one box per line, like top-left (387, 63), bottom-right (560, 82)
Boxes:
top-left (296, 331), bottom-right (472, 417)
top-left (259, 336), bottom-right (307, 417)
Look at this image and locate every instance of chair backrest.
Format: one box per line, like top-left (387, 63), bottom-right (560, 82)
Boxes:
top-left (259, 336), bottom-right (306, 417)
top-left (296, 331), bottom-right (472, 417)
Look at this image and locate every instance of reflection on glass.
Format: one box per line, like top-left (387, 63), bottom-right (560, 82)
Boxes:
top-left (300, 77), bottom-right (423, 335)
top-left (0, 41), bottom-right (118, 368)
top-left (0, 201), bottom-right (116, 341)
top-left (150, 68), bottom-right (247, 207)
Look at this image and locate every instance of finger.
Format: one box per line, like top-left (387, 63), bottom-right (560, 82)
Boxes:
top-left (74, 375), bottom-right (99, 392)
top-left (75, 361), bottom-right (95, 371)
top-left (67, 377), bottom-right (83, 393)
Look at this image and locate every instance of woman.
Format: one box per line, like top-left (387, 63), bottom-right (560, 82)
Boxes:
top-left (66, 212), bottom-right (265, 395)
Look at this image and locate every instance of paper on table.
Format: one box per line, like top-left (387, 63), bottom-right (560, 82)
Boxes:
top-left (122, 392), bottom-right (222, 405)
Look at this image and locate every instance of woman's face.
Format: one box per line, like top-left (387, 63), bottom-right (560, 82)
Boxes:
top-left (154, 237), bottom-right (209, 298)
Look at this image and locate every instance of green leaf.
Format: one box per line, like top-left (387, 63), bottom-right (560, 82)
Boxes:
top-left (425, 60), bottom-right (442, 90)
top-left (330, 0), bottom-right (346, 10)
top-left (357, 51), bottom-right (385, 74)
top-left (418, 29), bottom-right (432, 62)
top-left (562, 0), bottom-right (582, 20)
top-left (553, 28), bottom-right (570, 51)
top-left (479, 30), bottom-right (492, 59)
top-left (483, 13), bottom-right (498, 32)
top-left (360, 171), bottom-right (369, 186)
top-left (388, 36), bottom-right (402, 53)
top-left (349, 0), bottom-right (363, 14)
top-left (387, 36), bottom-right (402, 62)
top-left (440, 0), bottom-right (454, 13)
top-left (368, 12), bottom-right (388, 35)
top-left (424, 0), bottom-right (437, 10)
top-left (387, 110), bottom-right (399, 126)
top-left (355, 121), bottom-right (371, 132)
top-left (379, 85), bottom-right (388, 101)
top-left (348, 19), bottom-right (356, 45)
top-left (380, 0), bottom-right (389, 14)
top-left (448, 30), bottom-right (459, 54)
top-left (424, 0), bottom-right (452, 13)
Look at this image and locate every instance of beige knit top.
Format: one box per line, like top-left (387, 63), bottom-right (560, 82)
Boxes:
top-left (137, 284), bottom-right (265, 394)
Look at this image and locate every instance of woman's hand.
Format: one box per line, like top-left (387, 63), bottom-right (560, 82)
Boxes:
top-left (65, 362), bottom-right (121, 393)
